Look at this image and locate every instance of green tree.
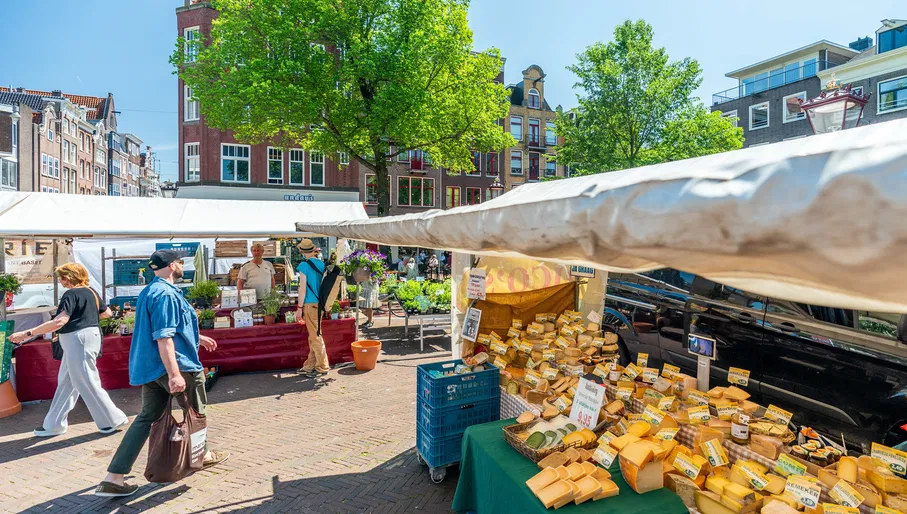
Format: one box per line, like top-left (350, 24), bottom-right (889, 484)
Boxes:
top-left (556, 20), bottom-right (743, 175)
top-left (172, 0), bottom-right (513, 216)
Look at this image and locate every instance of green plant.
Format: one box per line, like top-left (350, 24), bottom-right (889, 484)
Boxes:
top-left (396, 279), bottom-right (424, 304)
top-left (261, 290), bottom-right (284, 317)
top-left (123, 314), bottom-right (136, 326)
top-left (100, 317), bottom-right (122, 333)
top-left (379, 278), bottom-right (399, 295)
top-left (339, 249), bottom-right (388, 281)
top-left (347, 284), bottom-right (358, 295)
top-left (0, 273), bottom-right (22, 295)
top-left (331, 300), bottom-right (342, 314)
top-left (186, 280), bottom-right (220, 302)
top-left (198, 309), bottom-right (216, 321)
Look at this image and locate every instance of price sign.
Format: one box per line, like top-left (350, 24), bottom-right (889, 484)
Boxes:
top-left (830, 480), bottom-right (865, 508)
top-left (823, 506), bottom-right (859, 514)
top-left (775, 454), bottom-right (808, 477)
top-left (642, 368), bottom-right (659, 384)
top-left (717, 403), bottom-right (740, 421)
top-left (512, 319), bottom-right (523, 329)
top-left (626, 413), bottom-right (644, 421)
top-left (554, 395), bottom-right (572, 413)
top-left (507, 327), bottom-right (522, 339)
top-left (543, 349), bottom-right (556, 361)
top-left (643, 388), bottom-right (664, 402)
top-left (637, 353), bottom-right (649, 368)
top-left (700, 438), bottom-right (729, 467)
top-left (786, 475), bottom-right (821, 509)
top-left (535, 313), bottom-right (547, 323)
top-left (688, 390), bottom-right (710, 406)
top-left (570, 378), bottom-right (607, 429)
top-left (876, 506), bottom-right (906, 514)
top-left (673, 452), bottom-right (703, 479)
top-left (642, 405), bottom-right (667, 426)
top-left (872, 443), bottom-right (907, 475)
top-left (588, 309), bottom-right (602, 324)
top-left (662, 363), bottom-right (680, 379)
top-left (654, 428), bottom-right (679, 441)
top-left (688, 405), bottom-right (711, 424)
top-left (616, 387), bottom-right (634, 401)
top-left (593, 364), bottom-right (610, 380)
top-left (555, 336), bottom-right (571, 349)
top-left (525, 370), bottom-right (541, 387)
top-left (728, 367), bottom-right (751, 386)
top-left (593, 445), bottom-right (619, 468)
top-left (490, 341), bottom-right (509, 355)
top-left (489, 331), bottom-right (502, 341)
top-left (597, 432), bottom-right (616, 446)
top-left (617, 418), bottom-right (629, 435)
top-left (740, 462), bottom-right (769, 490)
top-left (526, 357), bottom-right (539, 370)
top-left (658, 396), bottom-right (676, 411)
top-left (592, 337), bottom-right (605, 348)
top-left (543, 367), bottom-right (560, 380)
top-left (519, 341), bottom-right (534, 354)
top-left (765, 405), bottom-right (794, 425)
top-left (622, 363), bottom-right (641, 380)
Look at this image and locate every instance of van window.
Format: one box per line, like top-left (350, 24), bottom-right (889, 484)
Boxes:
top-left (796, 302), bottom-right (902, 341)
top-left (858, 311), bottom-right (900, 340)
top-left (641, 269), bottom-right (694, 291)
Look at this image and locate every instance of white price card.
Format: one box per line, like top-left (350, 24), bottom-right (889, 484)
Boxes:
top-left (467, 268), bottom-right (486, 300)
top-left (570, 378), bottom-right (607, 429)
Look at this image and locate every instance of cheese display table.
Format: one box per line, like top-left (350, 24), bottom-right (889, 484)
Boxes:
top-left (451, 418), bottom-right (689, 514)
top-left (13, 318), bottom-right (356, 402)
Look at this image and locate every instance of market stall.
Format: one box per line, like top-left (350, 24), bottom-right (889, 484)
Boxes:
top-left (0, 193), bottom-right (368, 403)
top-left (296, 118), bottom-right (907, 514)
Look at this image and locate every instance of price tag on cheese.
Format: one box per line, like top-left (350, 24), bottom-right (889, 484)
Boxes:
top-left (662, 363), bottom-right (680, 379)
top-left (728, 367), bottom-right (751, 386)
top-left (626, 413), bottom-right (644, 421)
top-left (597, 431), bottom-right (616, 447)
top-left (507, 327), bottom-right (521, 339)
top-left (512, 319), bottom-right (523, 329)
top-left (490, 341), bottom-right (509, 355)
top-left (688, 405), bottom-right (711, 424)
top-left (700, 438), bottom-right (729, 467)
top-left (616, 387), bottom-right (634, 401)
top-left (561, 326), bottom-right (576, 338)
top-left (830, 480), bottom-right (865, 508)
top-left (740, 462), bottom-right (770, 490)
top-left (872, 443), bottom-right (907, 475)
top-left (688, 389), bottom-right (710, 406)
top-left (823, 506), bottom-right (859, 514)
top-left (775, 454), bottom-right (808, 478)
top-left (554, 395), bottom-right (572, 413)
top-left (765, 404), bottom-right (794, 425)
top-left (622, 363), bottom-right (641, 380)
top-left (518, 340), bottom-right (534, 354)
top-left (592, 337), bottom-right (605, 348)
top-left (524, 370), bottom-right (541, 387)
top-left (717, 403), bottom-right (740, 421)
top-left (489, 356), bottom-right (507, 369)
top-left (555, 336), bottom-right (571, 349)
top-left (643, 388), bottom-right (664, 402)
top-left (642, 405), bottom-right (667, 426)
top-left (593, 364), bottom-right (610, 380)
top-left (568, 386), bottom-right (577, 397)
top-left (617, 418), bottom-right (629, 435)
top-left (658, 396), bottom-right (676, 411)
top-left (785, 475), bottom-right (821, 509)
top-left (489, 331), bottom-right (502, 342)
top-left (543, 349), bottom-right (556, 361)
top-left (642, 367), bottom-right (659, 384)
top-left (654, 428), bottom-right (679, 441)
top-left (526, 357), bottom-right (539, 370)
top-left (876, 506), bottom-right (906, 514)
top-left (637, 353), bottom-right (649, 368)
top-left (477, 334), bottom-right (491, 344)
top-left (673, 452), bottom-right (703, 479)
top-left (542, 367), bottom-right (560, 380)
top-left (593, 445), bottom-right (619, 468)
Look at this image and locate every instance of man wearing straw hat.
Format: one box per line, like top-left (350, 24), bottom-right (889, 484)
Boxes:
top-left (295, 239), bottom-right (330, 377)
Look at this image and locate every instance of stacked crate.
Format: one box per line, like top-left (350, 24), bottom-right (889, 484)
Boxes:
top-left (215, 240), bottom-right (248, 258)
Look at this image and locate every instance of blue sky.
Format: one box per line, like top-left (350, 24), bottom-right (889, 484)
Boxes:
top-left (1, 1), bottom-right (902, 182)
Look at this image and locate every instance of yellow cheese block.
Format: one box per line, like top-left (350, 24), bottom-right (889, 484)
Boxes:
top-left (869, 466), bottom-right (907, 494)
top-left (628, 421), bottom-right (653, 438)
top-left (695, 427), bottom-right (725, 447)
top-left (708, 419), bottom-right (732, 437)
top-left (883, 492), bottom-right (907, 511)
top-left (575, 448), bottom-right (592, 463)
top-left (580, 461), bottom-right (598, 477)
top-left (750, 434), bottom-right (783, 461)
top-left (768, 493), bottom-right (799, 508)
top-left (573, 475), bottom-right (602, 505)
top-left (562, 447), bottom-right (581, 464)
top-left (665, 473), bottom-right (701, 508)
top-left (655, 414), bottom-right (680, 433)
top-left (741, 400), bottom-right (760, 415)
top-left (720, 493), bottom-right (746, 513)
top-left (740, 460), bottom-right (768, 475)
top-left (723, 482), bottom-right (756, 503)
top-left (837, 456), bottom-right (858, 484)
top-left (660, 439), bottom-right (679, 457)
top-left (708, 387), bottom-right (728, 398)
top-left (729, 466), bottom-right (751, 488)
top-left (553, 483), bottom-right (580, 510)
top-left (604, 400), bottom-right (625, 415)
top-left (619, 455), bottom-right (665, 494)
top-left (593, 478), bottom-right (620, 501)
top-left (854, 481), bottom-right (881, 508)
top-left (707, 475), bottom-right (732, 495)
top-left (620, 440), bottom-right (655, 468)
top-left (590, 467), bottom-right (612, 481)
top-left (555, 465), bottom-right (571, 481)
top-left (538, 452), bottom-right (570, 470)
top-left (817, 468), bottom-right (838, 489)
top-left (535, 479), bottom-right (574, 509)
top-left (696, 490), bottom-right (737, 514)
top-left (761, 499), bottom-right (801, 514)
top-left (526, 467), bottom-right (560, 495)
top-left (641, 439), bottom-right (668, 462)
top-left (566, 461), bottom-right (587, 481)
top-left (667, 444), bottom-right (693, 472)
top-left (610, 433), bottom-right (641, 451)
top-left (764, 474), bottom-right (786, 495)
top-left (723, 386), bottom-right (751, 402)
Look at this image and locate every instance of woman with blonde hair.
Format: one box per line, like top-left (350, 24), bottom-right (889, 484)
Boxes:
top-left (9, 263), bottom-right (128, 437)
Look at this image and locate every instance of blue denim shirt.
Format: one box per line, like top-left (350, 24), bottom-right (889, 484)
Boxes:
top-left (296, 257), bottom-right (324, 305)
top-left (128, 277), bottom-right (203, 386)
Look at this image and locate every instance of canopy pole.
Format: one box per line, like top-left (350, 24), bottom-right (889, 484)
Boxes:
top-left (100, 246), bottom-right (107, 303)
top-left (52, 239), bottom-right (58, 305)
top-left (0, 238), bottom-right (6, 323)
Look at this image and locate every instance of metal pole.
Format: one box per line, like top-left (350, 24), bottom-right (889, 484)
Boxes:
top-left (355, 283), bottom-right (360, 342)
top-left (100, 246), bottom-right (107, 303)
top-left (0, 238), bottom-right (6, 323)
top-left (112, 248), bottom-right (117, 300)
top-left (52, 239), bottom-right (59, 305)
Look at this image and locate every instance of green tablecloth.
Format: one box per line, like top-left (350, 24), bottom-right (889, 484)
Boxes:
top-left (451, 418), bottom-right (689, 514)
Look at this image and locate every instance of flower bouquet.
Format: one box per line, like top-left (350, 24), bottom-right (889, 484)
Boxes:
top-left (339, 249), bottom-right (388, 284)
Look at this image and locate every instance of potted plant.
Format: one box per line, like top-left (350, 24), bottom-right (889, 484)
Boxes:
top-left (261, 290), bottom-right (284, 326)
top-left (339, 249), bottom-right (388, 285)
top-left (186, 280), bottom-right (220, 308)
top-left (120, 314), bottom-right (136, 335)
top-left (99, 317), bottom-right (122, 336)
top-left (346, 284), bottom-right (358, 306)
top-left (331, 300), bottom-right (341, 320)
top-left (0, 273), bottom-right (22, 310)
top-left (198, 308), bottom-right (216, 330)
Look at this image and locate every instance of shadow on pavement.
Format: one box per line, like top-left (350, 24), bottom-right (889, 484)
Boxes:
top-left (19, 483), bottom-right (191, 514)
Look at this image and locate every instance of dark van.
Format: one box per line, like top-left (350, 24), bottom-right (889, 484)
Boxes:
top-left (604, 269), bottom-right (907, 454)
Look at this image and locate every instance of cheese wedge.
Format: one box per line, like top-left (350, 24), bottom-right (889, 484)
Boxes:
top-left (708, 387), bottom-right (728, 398)
top-left (590, 467), bottom-right (612, 481)
top-left (768, 493), bottom-right (799, 508)
top-left (576, 448), bottom-right (592, 463)
top-left (538, 452), bottom-right (570, 470)
top-left (817, 468), bottom-right (838, 489)
top-left (666, 473), bottom-right (701, 508)
top-left (883, 492), bottom-right (907, 511)
top-left (764, 474), bottom-right (786, 495)
top-left (854, 481), bottom-right (880, 508)
top-left (750, 434), bottom-right (783, 460)
top-left (707, 475), bottom-right (732, 495)
top-left (562, 447), bottom-right (581, 464)
top-left (580, 461), bottom-right (598, 477)
top-left (535, 479), bottom-right (574, 508)
top-left (761, 499), bottom-right (800, 514)
top-left (621, 440), bottom-right (655, 468)
top-left (526, 467), bottom-right (560, 495)
top-left (660, 439), bottom-right (679, 457)
top-left (655, 414), bottom-right (679, 433)
top-left (741, 400), bottom-right (760, 415)
top-left (740, 460), bottom-right (768, 475)
top-left (667, 444), bottom-right (693, 472)
top-left (609, 433), bottom-right (641, 451)
top-left (869, 466), bottom-right (907, 494)
top-left (837, 456), bottom-right (858, 484)
top-left (593, 478), bottom-right (620, 500)
top-left (573, 475), bottom-right (602, 505)
top-left (723, 482), bottom-right (756, 504)
top-left (551, 481), bottom-right (579, 510)
top-left (709, 419), bottom-right (732, 437)
top-left (619, 455), bottom-right (664, 494)
top-left (554, 465), bottom-right (571, 481)
top-left (604, 399), bottom-right (625, 415)
top-left (628, 421), bottom-right (653, 438)
top-left (565, 461), bottom-right (587, 481)
top-left (696, 490), bottom-right (737, 514)
top-left (723, 386), bottom-right (750, 402)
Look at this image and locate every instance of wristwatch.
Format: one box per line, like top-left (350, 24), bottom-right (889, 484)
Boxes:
top-left (26, 330), bottom-right (33, 337)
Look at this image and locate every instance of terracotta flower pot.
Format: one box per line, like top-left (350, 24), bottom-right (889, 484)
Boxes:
top-left (264, 315), bottom-right (276, 325)
top-left (351, 340), bottom-right (381, 371)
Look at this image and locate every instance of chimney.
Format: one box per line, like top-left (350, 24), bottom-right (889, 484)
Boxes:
top-left (15, 87), bottom-right (24, 93)
top-left (849, 36), bottom-right (873, 52)
top-left (52, 90), bottom-right (63, 98)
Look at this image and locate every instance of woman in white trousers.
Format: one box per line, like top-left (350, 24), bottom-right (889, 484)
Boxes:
top-left (10, 263), bottom-right (128, 437)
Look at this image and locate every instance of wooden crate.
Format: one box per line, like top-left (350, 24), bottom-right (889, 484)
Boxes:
top-left (215, 240), bottom-right (248, 257)
top-left (252, 240), bottom-right (281, 257)
top-left (228, 265), bottom-right (242, 285)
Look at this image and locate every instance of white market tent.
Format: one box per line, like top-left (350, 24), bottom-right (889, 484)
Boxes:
top-left (297, 118), bottom-right (907, 313)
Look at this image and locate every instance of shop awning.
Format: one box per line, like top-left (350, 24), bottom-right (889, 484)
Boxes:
top-left (297, 118), bottom-right (907, 313)
top-left (0, 193), bottom-right (368, 239)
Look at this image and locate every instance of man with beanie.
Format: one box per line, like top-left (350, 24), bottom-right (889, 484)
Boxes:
top-left (295, 239), bottom-right (330, 378)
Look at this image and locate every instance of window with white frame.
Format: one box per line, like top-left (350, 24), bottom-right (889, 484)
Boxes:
top-left (69, 141), bottom-right (76, 164)
top-left (511, 150), bottom-right (523, 175)
top-left (110, 183), bottom-right (120, 196)
top-left (879, 75), bottom-right (907, 114)
top-left (41, 154), bottom-right (48, 176)
top-left (267, 147), bottom-right (283, 184)
top-left (510, 116), bottom-right (522, 141)
top-left (94, 166), bottom-right (100, 187)
top-left (782, 92), bottom-right (807, 123)
top-left (63, 141), bottom-right (69, 163)
top-left (185, 143), bottom-right (200, 182)
top-left (11, 120), bottom-right (17, 153)
top-left (53, 157), bottom-right (60, 178)
top-left (70, 120), bottom-right (76, 137)
top-left (1, 160), bottom-right (17, 191)
top-left (63, 119), bottom-right (69, 134)
top-left (47, 120), bottom-right (54, 141)
top-left (289, 149), bottom-right (304, 184)
top-left (397, 176), bottom-right (434, 207)
top-left (720, 110), bottom-right (738, 127)
top-left (185, 85), bottom-right (200, 121)
top-left (184, 26), bottom-right (201, 62)
top-left (339, 152), bottom-right (349, 165)
top-left (110, 158), bottom-right (121, 177)
top-left (545, 121), bottom-right (556, 145)
top-left (221, 144), bottom-right (250, 182)
top-left (309, 151), bottom-right (324, 186)
top-left (528, 88), bottom-right (540, 109)
top-left (749, 102), bottom-right (769, 130)
top-left (96, 148), bottom-right (105, 164)
top-left (62, 168), bottom-right (69, 194)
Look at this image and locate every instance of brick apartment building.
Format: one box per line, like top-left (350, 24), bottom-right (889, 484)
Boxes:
top-left (711, 19), bottom-right (907, 147)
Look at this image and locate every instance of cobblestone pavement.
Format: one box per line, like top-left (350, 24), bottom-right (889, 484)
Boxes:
top-left (0, 317), bottom-right (461, 514)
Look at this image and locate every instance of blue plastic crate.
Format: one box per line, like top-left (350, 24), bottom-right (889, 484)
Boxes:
top-left (416, 360), bottom-right (500, 409)
top-left (417, 396), bottom-right (500, 439)
top-left (417, 427), bottom-right (463, 469)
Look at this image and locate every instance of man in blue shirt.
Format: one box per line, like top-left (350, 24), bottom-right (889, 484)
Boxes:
top-left (295, 239), bottom-right (329, 377)
top-left (95, 250), bottom-right (229, 497)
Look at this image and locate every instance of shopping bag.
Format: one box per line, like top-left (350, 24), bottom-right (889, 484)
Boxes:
top-left (144, 393), bottom-right (207, 483)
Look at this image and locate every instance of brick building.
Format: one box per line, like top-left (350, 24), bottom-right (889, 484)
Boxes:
top-left (711, 19), bottom-right (907, 146)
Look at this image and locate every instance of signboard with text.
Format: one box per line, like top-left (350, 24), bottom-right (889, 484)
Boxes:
top-left (467, 268), bottom-right (487, 300)
top-left (570, 377), bottom-right (607, 429)
top-left (569, 265), bottom-right (596, 279)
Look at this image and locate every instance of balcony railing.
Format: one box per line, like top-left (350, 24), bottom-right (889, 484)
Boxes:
top-left (712, 60), bottom-right (835, 106)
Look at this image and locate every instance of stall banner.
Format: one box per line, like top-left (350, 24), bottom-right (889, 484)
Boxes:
top-left (570, 378), bottom-right (606, 429)
top-left (0, 320), bottom-right (13, 384)
top-left (4, 239), bottom-right (56, 284)
top-left (459, 256), bottom-right (572, 299)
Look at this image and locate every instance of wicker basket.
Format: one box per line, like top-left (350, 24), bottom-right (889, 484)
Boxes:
top-left (502, 419), bottom-right (608, 463)
top-left (748, 417), bottom-right (797, 444)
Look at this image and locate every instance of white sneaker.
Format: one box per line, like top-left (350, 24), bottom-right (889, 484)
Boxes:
top-left (33, 426), bottom-right (66, 437)
top-left (99, 419), bottom-right (129, 435)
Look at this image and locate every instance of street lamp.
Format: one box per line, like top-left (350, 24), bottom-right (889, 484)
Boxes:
top-left (488, 177), bottom-right (505, 199)
top-left (160, 181), bottom-right (179, 199)
top-left (798, 78), bottom-right (870, 135)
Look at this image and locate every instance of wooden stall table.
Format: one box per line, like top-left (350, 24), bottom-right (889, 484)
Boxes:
top-left (13, 318), bottom-right (356, 402)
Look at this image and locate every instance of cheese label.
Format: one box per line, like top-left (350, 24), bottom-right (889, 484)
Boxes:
top-left (740, 462), bottom-right (770, 490)
top-left (593, 364), bottom-right (610, 380)
top-left (524, 370), bottom-right (541, 387)
top-left (588, 309), bottom-right (602, 324)
top-left (477, 334), bottom-right (491, 344)
top-left (542, 367), bottom-right (560, 380)
top-left (626, 413), bottom-right (644, 422)
top-left (622, 363), bottom-right (641, 380)
top-left (543, 349), bottom-right (557, 361)
top-left (830, 480), bottom-right (864, 508)
top-left (785, 475), bottom-right (821, 508)
top-left (673, 451), bottom-right (703, 479)
top-left (592, 337), bottom-right (605, 348)
top-left (775, 454), bottom-right (808, 478)
top-left (637, 353), bottom-right (649, 368)
top-left (642, 367), bottom-right (659, 384)
top-left (567, 386), bottom-right (577, 397)
top-left (616, 387), bottom-right (634, 401)
top-left (512, 319), bottom-right (523, 329)
top-left (490, 341), bottom-right (509, 355)
top-left (560, 326), bottom-right (575, 338)
top-left (871, 442), bottom-right (907, 475)
top-left (518, 341), bottom-right (534, 354)
top-left (555, 336), bottom-right (571, 350)
top-left (765, 404), bottom-right (794, 425)
top-left (823, 506), bottom-right (860, 514)
top-left (688, 390), bottom-right (711, 406)
top-left (658, 396), bottom-right (676, 411)
top-left (617, 418), bottom-right (629, 435)
top-left (875, 506), bottom-right (906, 514)
top-left (643, 388), bottom-right (665, 402)
top-left (662, 363), bottom-right (680, 379)
top-left (489, 331), bottom-right (502, 341)
top-left (557, 315), bottom-right (570, 326)
top-left (717, 403), bottom-right (740, 421)
top-left (490, 356), bottom-right (508, 369)
top-left (597, 432), bottom-right (616, 447)
top-left (688, 405), bottom-right (711, 424)
top-left (527, 324), bottom-right (543, 336)
top-left (654, 428), bottom-right (679, 441)
top-left (593, 445), bottom-right (619, 468)
top-left (554, 395), bottom-right (572, 413)
top-left (728, 367), bottom-right (751, 387)
top-left (642, 405), bottom-right (667, 426)
top-left (535, 313), bottom-right (548, 322)
top-left (507, 327), bottom-right (522, 339)
top-left (700, 438), bottom-right (729, 467)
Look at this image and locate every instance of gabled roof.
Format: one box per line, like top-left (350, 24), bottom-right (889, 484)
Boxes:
top-left (0, 91), bottom-right (46, 112)
top-left (508, 83), bottom-right (553, 111)
top-left (0, 87), bottom-right (107, 120)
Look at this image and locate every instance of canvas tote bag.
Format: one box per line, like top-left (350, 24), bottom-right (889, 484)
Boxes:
top-left (144, 393), bottom-right (207, 483)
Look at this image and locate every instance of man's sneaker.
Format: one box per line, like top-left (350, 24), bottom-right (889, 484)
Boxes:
top-left (94, 481), bottom-right (139, 497)
top-left (99, 419), bottom-right (129, 435)
top-left (33, 426), bottom-right (66, 437)
top-left (203, 450), bottom-right (231, 470)
top-left (297, 367), bottom-right (314, 375)
top-left (306, 370), bottom-right (328, 378)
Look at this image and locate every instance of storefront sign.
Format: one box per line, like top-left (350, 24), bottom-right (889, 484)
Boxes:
top-left (283, 193), bottom-right (316, 201)
top-left (156, 242), bottom-right (200, 258)
top-left (467, 268), bottom-right (487, 300)
top-left (570, 378), bottom-right (606, 429)
top-left (569, 265), bottom-right (596, 279)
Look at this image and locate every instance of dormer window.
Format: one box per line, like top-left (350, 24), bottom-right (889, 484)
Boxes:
top-left (528, 88), bottom-right (540, 109)
top-left (879, 25), bottom-right (907, 54)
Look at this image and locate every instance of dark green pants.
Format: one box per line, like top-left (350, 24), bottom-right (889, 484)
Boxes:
top-left (107, 371), bottom-right (207, 475)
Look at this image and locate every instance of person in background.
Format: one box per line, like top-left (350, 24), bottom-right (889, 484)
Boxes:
top-left (237, 243), bottom-right (276, 302)
top-left (95, 250), bottom-right (228, 497)
top-left (9, 263), bottom-right (128, 437)
top-left (396, 255), bottom-right (407, 276)
top-left (295, 239), bottom-right (330, 378)
top-left (427, 254), bottom-right (440, 281)
top-left (358, 274), bottom-right (379, 329)
top-left (405, 257), bottom-right (419, 281)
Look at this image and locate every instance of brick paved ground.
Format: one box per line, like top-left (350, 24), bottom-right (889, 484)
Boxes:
top-left (0, 314), bottom-right (462, 514)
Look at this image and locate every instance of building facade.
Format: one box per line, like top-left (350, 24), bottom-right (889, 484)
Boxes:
top-left (711, 19), bottom-right (907, 147)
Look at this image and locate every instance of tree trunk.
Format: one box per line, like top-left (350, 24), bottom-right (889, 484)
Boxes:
top-left (374, 159), bottom-right (390, 217)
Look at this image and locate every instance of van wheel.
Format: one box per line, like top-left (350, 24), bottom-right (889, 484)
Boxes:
top-left (883, 421), bottom-right (907, 448)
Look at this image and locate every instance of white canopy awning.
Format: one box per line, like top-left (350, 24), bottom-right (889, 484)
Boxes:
top-left (298, 118), bottom-right (907, 313)
top-left (0, 193), bottom-right (368, 239)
